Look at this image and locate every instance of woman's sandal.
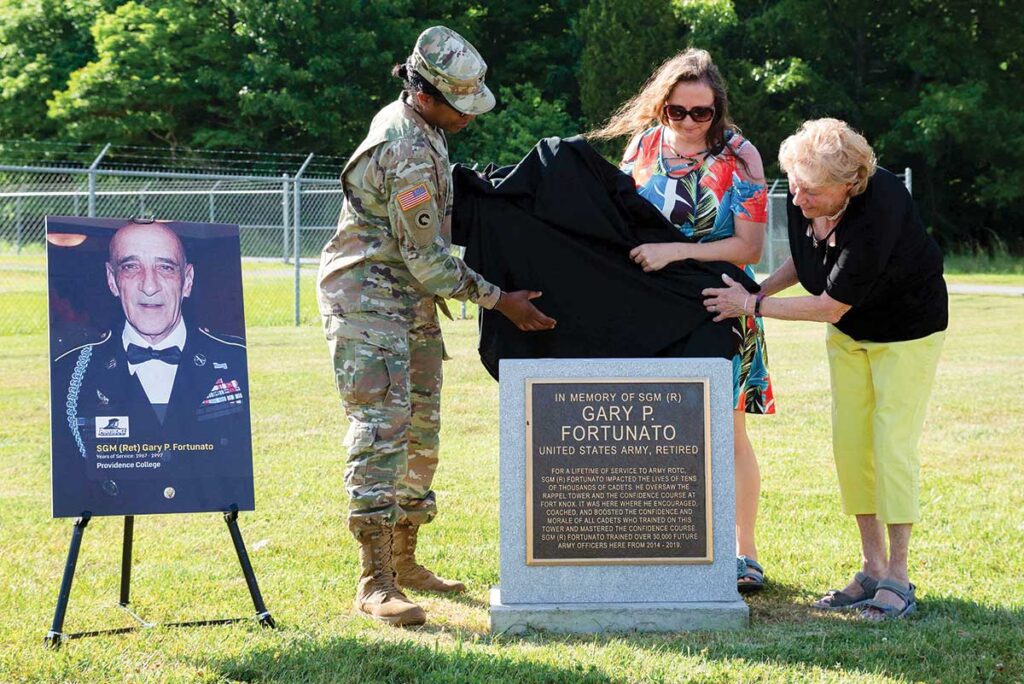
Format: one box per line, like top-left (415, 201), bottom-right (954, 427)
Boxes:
top-left (737, 556), bottom-right (765, 594)
top-left (858, 579), bottom-right (916, 621)
top-left (812, 571), bottom-right (879, 611)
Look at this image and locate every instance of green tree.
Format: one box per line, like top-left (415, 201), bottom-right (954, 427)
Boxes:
top-left (228, 0), bottom-right (417, 153)
top-left (729, 0), bottom-right (1024, 248)
top-left (0, 0), bottom-right (102, 140)
top-left (2, 0), bottom-right (1018, 250)
top-left (403, 2), bottom-right (587, 165)
top-left (451, 84), bottom-right (577, 166)
top-left (48, 0), bottom-right (417, 153)
top-left (447, 1), bottom-right (588, 118)
top-left (577, 0), bottom-right (679, 130)
top-left (877, 0), bottom-right (1023, 248)
top-left (49, 1), bottom-right (248, 148)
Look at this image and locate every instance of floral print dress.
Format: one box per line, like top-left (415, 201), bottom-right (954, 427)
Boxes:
top-left (622, 126), bottom-right (774, 414)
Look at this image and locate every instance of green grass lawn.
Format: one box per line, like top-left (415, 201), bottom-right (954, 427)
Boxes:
top-left (2, 252), bottom-right (1021, 335)
top-left (943, 250), bottom-right (1024, 278)
top-left (0, 257), bottom-right (322, 334)
top-left (0, 290), bottom-right (1021, 683)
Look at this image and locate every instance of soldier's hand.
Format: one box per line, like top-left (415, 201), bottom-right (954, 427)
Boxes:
top-left (495, 290), bottom-right (557, 332)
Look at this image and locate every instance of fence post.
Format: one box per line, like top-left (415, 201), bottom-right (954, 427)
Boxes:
top-left (293, 154), bottom-right (315, 326)
top-left (281, 174), bottom-right (290, 263)
top-left (15, 192), bottom-right (23, 255)
top-left (139, 181), bottom-right (150, 218)
top-left (904, 167), bottom-right (913, 197)
top-left (209, 180), bottom-right (222, 223)
top-left (87, 143), bottom-right (111, 218)
top-left (765, 179), bottom-right (777, 275)
top-left (457, 246), bottom-right (469, 319)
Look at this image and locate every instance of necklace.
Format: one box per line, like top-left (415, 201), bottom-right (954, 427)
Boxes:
top-left (806, 196), bottom-right (850, 252)
top-left (662, 128), bottom-right (706, 163)
top-left (807, 214), bottom-right (841, 267)
top-left (807, 221), bottom-right (838, 250)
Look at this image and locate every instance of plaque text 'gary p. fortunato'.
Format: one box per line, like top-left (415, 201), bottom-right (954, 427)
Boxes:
top-left (526, 379), bottom-right (711, 565)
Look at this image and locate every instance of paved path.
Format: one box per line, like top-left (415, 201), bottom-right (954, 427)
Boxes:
top-left (751, 272), bottom-right (1024, 297)
top-left (947, 283), bottom-right (1024, 296)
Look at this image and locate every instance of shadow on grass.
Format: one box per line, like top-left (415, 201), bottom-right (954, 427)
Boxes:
top-left (429, 591), bottom-right (489, 611)
top-left (208, 633), bottom-right (613, 683)
top-left (705, 595), bottom-right (1021, 682)
top-left (481, 592), bottom-right (1023, 682)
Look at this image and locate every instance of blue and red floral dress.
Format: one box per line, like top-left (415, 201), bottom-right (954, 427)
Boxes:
top-left (623, 126), bottom-right (775, 414)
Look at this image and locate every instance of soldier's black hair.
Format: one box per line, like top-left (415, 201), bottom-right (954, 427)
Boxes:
top-left (392, 63), bottom-right (452, 108)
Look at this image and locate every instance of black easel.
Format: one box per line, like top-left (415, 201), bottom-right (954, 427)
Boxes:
top-left (44, 505), bottom-right (275, 650)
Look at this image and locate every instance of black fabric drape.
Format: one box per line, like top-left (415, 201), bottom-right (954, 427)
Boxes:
top-left (452, 136), bottom-right (758, 380)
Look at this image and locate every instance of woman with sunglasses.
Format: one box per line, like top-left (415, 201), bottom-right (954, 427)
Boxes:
top-left (590, 48), bottom-right (772, 593)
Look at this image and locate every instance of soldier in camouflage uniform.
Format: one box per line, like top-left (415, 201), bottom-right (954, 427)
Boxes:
top-left (318, 26), bottom-right (556, 626)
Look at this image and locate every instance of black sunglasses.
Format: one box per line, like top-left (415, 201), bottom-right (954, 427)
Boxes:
top-left (663, 104), bottom-right (716, 123)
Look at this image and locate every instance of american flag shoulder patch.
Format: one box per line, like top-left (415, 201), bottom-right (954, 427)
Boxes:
top-left (396, 183), bottom-right (431, 212)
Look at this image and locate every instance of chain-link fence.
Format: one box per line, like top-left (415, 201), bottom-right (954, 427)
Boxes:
top-left (0, 140), bottom-right (911, 336)
top-left (0, 143), bottom-right (346, 334)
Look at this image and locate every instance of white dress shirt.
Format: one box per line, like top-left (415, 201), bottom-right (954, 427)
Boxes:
top-left (122, 318), bottom-right (187, 405)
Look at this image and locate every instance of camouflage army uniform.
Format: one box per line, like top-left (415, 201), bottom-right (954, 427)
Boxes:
top-left (318, 96), bottom-right (500, 541)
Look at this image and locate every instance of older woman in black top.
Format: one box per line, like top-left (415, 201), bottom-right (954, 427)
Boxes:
top-left (703, 118), bottom-right (947, 620)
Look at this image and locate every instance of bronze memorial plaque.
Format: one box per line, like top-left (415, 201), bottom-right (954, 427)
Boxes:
top-left (526, 378), bottom-right (712, 565)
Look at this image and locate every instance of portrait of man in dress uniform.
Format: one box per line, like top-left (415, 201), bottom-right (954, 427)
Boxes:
top-left (47, 217), bottom-right (255, 518)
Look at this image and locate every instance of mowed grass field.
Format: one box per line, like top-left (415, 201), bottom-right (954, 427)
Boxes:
top-left (0, 257), bottom-right (323, 334)
top-left (0, 254), bottom-right (1019, 333)
top-left (0, 264), bottom-right (1022, 682)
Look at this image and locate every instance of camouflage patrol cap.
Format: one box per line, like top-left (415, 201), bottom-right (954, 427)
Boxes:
top-left (408, 26), bottom-right (496, 116)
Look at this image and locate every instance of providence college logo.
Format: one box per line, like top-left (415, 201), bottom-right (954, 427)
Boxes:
top-left (95, 416), bottom-right (130, 438)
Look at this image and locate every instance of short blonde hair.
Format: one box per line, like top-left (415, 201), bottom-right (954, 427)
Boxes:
top-left (778, 118), bottom-right (877, 196)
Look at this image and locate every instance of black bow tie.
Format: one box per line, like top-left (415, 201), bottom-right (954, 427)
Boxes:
top-left (126, 344), bottom-right (182, 365)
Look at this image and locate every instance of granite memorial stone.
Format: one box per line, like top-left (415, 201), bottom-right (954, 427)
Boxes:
top-left (490, 358), bottom-right (748, 634)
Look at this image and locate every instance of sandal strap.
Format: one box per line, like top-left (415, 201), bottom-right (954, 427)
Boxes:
top-left (817, 589), bottom-right (855, 606)
top-left (738, 556), bottom-right (764, 575)
top-left (860, 597), bottom-right (901, 616)
top-left (854, 571), bottom-right (880, 595)
top-left (874, 579), bottom-right (915, 602)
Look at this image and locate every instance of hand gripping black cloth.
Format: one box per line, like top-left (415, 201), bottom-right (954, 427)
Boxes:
top-left (451, 136), bottom-right (759, 381)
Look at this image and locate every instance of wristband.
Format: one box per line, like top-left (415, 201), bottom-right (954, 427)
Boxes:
top-left (754, 293), bottom-right (766, 317)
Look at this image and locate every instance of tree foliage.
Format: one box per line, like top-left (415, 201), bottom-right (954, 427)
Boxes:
top-left (0, 0), bottom-right (102, 139)
top-left (0, 0), bottom-right (1019, 250)
top-left (724, 0), bottom-right (1024, 249)
top-left (450, 84), bottom-right (577, 166)
top-left (577, 0), bottom-right (679, 129)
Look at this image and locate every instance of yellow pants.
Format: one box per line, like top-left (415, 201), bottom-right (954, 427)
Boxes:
top-left (826, 325), bottom-right (944, 524)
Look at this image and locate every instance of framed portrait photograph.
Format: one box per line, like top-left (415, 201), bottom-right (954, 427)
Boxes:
top-left (46, 216), bottom-right (255, 518)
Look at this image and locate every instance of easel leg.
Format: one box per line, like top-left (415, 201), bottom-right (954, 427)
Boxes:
top-left (45, 515), bottom-right (91, 649)
top-left (120, 516), bottom-right (134, 606)
top-left (115, 515), bottom-right (152, 627)
top-left (224, 507), bottom-right (276, 628)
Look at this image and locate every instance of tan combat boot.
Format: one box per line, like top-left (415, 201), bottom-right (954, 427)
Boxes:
top-left (354, 526), bottom-right (426, 626)
top-left (393, 521), bottom-right (466, 593)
